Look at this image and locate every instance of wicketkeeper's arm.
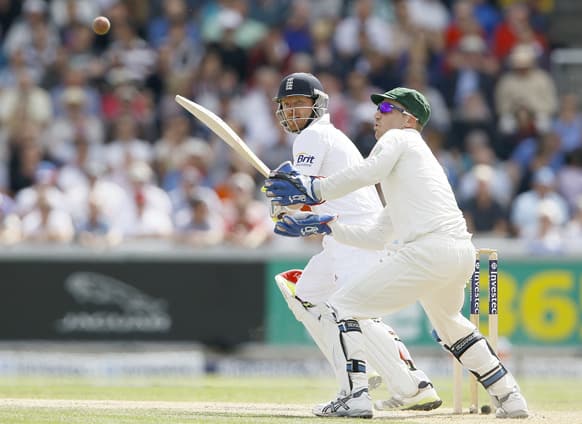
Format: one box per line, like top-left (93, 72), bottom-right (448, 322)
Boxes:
top-left (328, 207), bottom-right (395, 251)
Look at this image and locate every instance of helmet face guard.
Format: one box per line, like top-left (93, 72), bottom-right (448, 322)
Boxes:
top-left (274, 73), bottom-right (329, 134)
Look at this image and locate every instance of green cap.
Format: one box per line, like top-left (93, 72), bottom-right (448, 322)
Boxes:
top-left (371, 87), bottom-right (431, 128)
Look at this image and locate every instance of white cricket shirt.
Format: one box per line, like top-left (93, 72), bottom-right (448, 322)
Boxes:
top-left (293, 114), bottom-right (382, 225)
top-left (320, 128), bottom-right (471, 249)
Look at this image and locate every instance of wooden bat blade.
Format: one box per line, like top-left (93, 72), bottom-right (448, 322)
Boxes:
top-left (175, 95), bottom-right (271, 177)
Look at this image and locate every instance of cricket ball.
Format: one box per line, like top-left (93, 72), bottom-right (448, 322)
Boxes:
top-left (92, 16), bottom-right (110, 35)
top-left (481, 404), bottom-right (492, 414)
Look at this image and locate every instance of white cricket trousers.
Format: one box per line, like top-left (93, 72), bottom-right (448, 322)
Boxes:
top-left (328, 234), bottom-right (477, 347)
top-left (295, 236), bottom-right (385, 304)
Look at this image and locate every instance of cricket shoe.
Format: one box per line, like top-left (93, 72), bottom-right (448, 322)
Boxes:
top-left (312, 388), bottom-right (373, 418)
top-left (492, 387), bottom-right (528, 418)
top-left (374, 381), bottom-right (442, 411)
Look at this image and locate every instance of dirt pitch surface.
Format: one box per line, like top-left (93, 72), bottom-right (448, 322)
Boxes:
top-left (0, 398), bottom-right (575, 423)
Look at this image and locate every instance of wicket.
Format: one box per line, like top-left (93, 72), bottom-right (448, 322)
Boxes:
top-left (453, 248), bottom-right (498, 414)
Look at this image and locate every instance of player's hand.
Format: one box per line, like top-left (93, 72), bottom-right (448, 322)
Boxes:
top-left (263, 161), bottom-right (322, 206)
top-left (274, 213), bottom-right (336, 237)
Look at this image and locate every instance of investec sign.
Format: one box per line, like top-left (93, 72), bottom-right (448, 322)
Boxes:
top-left (56, 272), bottom-right (171, 334)
top-left (489, 260), bottom-right (498, 314)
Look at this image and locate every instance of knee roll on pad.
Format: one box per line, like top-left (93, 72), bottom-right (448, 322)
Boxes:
top-left (447, 332), bottom-right (508, 389)
top-left (448, 332), bottom-right (485, 359)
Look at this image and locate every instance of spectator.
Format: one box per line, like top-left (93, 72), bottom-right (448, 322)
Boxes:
top-left (0, 193), bottom-right (22, 245)
top-left (103, 19), bottom-right (157, 84)
top-left (50, 67), bottom-right (101, 118)
top-left (470, 0), bottom-right (502, 38)
top-left (0, 68), bottom-right (53, 139)
top-left (444, 0), bottom-right (485, 51)
top-left (319, 71), bottom-right (351, 134)
top-left (167, 165), bottom-right (222, 225)
top-left (45, 87), bottom-right (105, 164)
top-left (407, 0), bottom-right (450, 33)
top-left (7, 126), bottom-right (44, 194)
top-left (0, 0), bottom-right (21, 41)
top-left (174, 192), bottom-right (225, 247)
top-left (21, 189), bottom-right (74, 243)
top-left (147, 0), bottom-right (200, 49)
top-left (389, 0), bottom-right (418, 62)
top-left (122, 162), bottom-right (173, 240)
top-left (460, 164), bottom-right (510, 236)
top-left (62, 159), bottom-right (129, 229)
top-left (553, 94), bottom-right (582, 153)
top-left (333, 0), bottom-right (396, 63)
top-left (246, 24), bottom-right (290, 73)
top-left (205, 9), bottom-right (248, 83)
top-left (458, 131), bottom-right (514, 207)
top-left (153, 114), bottom-right (195, 187)
top-left (15, 161), bottom-right (67, 217)
top-left (49, 0), bottom-right (99, 29)
top-left (424, 127), bottom-right (461, 187)
top-left (510, 167), bottom-right (569, 237)
top-left (443, 35), bottom-right (499, 120)
top-left (557, 148), bottom-right (582, 213)
top-left (0, 49), bottom-right (41, 91)
top-left (351, 102), bottom-right (377, 158)
top-left (309, 19), bottom-right (336, 74)
top-left (495, 44), bottom-right (558, 136)
top-left (221, 172), bottom-right (271, 248)
top-left (77, 195), bottom-right (122, 249)
top-left (235, 66), bottom-right (281, 157)
top-left (104, 115), bottom-right (153, 188)
top-left (101, 68), bottom-right (154, 129)
top-left (563, 196), bottom-right (582, 252)
top-left (525, 200), bottom-right (565, 256)
top-left (248, 0), bottom-right (291, 26)
top-left (3, 0), bottom-right (59, 65)
top-left (509, 131), bottom-right (565, 194)
top-left (282, 0), bottom-right (312, 54)
top-left (156, 16), bottom-right (203, 90)
top-left (491, 2), bottom-right (548, 62)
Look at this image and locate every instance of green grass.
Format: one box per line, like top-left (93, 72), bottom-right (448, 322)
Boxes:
top-left (0, 376), bottom-right (578, 423)
top-left (0, 376), bottom-right (336, 402)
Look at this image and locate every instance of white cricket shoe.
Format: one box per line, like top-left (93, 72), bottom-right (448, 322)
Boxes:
top-left (374, 381), bottom-right (442, 411)
top-left (312, 388), bottom-right (373, 418)
top-left (492, 387), bottom-right (529, 418)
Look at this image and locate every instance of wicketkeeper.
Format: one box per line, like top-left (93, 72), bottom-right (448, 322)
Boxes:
top-left (264, 87), bottom-right (528, 419)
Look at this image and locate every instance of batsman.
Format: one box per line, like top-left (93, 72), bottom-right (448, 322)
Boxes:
top-left (265, 87), bottom-right (529, 419)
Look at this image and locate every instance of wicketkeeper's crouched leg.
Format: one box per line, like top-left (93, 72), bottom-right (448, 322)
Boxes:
top-left (426, 300), bottom-right (529, 418)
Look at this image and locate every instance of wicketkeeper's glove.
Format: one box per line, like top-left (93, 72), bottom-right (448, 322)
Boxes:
top-left (263, 161), bottom-right (323, 206)
top-left (274, 213), bottom-right (337, 237)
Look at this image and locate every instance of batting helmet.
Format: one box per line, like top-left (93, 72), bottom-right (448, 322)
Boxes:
top-left (273, 72), bottom-right (329, 133)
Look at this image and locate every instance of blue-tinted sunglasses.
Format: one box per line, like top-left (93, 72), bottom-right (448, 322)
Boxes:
top-left (377, 102), bottom-right (417, 120)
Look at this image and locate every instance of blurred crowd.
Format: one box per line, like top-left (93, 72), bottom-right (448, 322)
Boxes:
top-left (0, 0), bottom-right (580, 255)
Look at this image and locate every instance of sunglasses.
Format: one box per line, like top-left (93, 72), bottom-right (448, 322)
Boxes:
top-left (377, 102), bottom-right (418, 120)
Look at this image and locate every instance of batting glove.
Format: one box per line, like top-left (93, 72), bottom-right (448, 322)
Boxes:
top-left (263, 161), bottom-right (323, 206)
top-left (274, 213), bottom-right (336, 237)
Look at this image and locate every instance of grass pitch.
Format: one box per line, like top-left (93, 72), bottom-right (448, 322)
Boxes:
top-left (0, 376), bottom-right (579, 423)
